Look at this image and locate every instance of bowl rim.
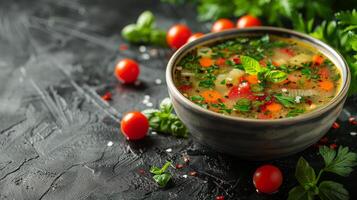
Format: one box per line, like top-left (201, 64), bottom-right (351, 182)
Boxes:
top-left (166, 26), bottom-right (351, 124)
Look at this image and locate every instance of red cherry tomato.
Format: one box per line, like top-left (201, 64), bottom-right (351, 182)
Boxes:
top-left (121, 111), bottom-right (149, 140)
top-left (167, 24), bottom-right (192, 49)
top-left (211, 19), bottom-right (235, 32)
top-left (253, 164), bottom-right (283, 194)
top-left (187, 32), bottom-right (204, 43)
top-left (114, 59), bottom-right (140, 83)
top-left (237, 15), bottom-right (262, 28)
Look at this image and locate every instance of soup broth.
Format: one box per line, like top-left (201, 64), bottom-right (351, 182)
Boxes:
top-left (173, 35), bottom-right (341, 119)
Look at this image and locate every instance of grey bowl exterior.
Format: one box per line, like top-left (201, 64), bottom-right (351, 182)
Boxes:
top-left (166, 27), bottom-right (351, 160)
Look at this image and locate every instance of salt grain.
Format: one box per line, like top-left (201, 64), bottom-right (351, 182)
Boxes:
top-left (107, 141), bottom-right (114, 147)
top-left (139, 45), bottom-right (146, 52)
top-left (144, 95), bottom-right (150, 100)
top-left (141, 53), bottom-right (150, 60)
top-left (350, 132), bottom-right (357, 136)
top-left (142, 99), bottom-right (149, 104)
top-left (165, 148), bottom-right (172, 152)
top-left (182, 175), bottom-right (188, 178)
top-left (146, 102), bottom-right (153, 107)
top-left (295, 96), bottom-right (302, 103)
top-left (151, 131), bottom-right (157, 135)
top-left (155, 79), bottom-right (162, 85)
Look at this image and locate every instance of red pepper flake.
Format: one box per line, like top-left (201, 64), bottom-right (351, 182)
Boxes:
top-left (101, 92), bottom-right (112, 101)
top-left (319, 137), bottom-right (328, 144)
top-left (175, 164), bottom-right (184, 169)
top-left (233, 57), bottom-right (241, 64)
top-left (138, 169), bottom-right (145, 174)
top-left (119, 44), bottom-right (128, 51)
top-left (330, 143), bottom-right (338, 150)
top-left (189, 171), bottom-right (197, 176)
top-left (332, 122), bottom-right (340, 129)
top-left (306, 99), bottom-right (313, 105)
top-left (216, 195), bottom-right (225, 200)
top-left (183, 154), bottom-right (190, 163)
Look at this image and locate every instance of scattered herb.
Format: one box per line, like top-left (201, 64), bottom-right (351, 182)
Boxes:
top-left (288, 145), bottom-right (357, 200)
top-left (287, 109), bottom-right (305, 117)
top-left (150, 161), bottom-right (172, 187)
top-left (265, 70), bottom-right (287, 83)
top-left (142, 98), bottom-right (189, 138)
top-left (274, 94), bottom-right (296, 108)
top-left (233, 98), bottom-right (251, 112)
top-left (121, 11), bottom-right (167, 46)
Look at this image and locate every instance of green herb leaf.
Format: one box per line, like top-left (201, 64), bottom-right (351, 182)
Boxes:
top-left (153, 173), bottom-right (172, 188)
top-left (136, 11), bottom-right (155, 28)
top-left (288, 186), bottom-right (314, 200)
top-left (274, 94), bottom-right (296, 108)
top-left (240, 55), bottom-right (263, 75)
top-left (295, 157), bottom-right (316, 187)
top-left (251, 84), bottom-right (264, 92)
top-left (318, 181), bottom-right (349, 200)
top-left (150, 161), bottom-right (171, 175)
top-left (233, 98), bottom-right (251, 112)
top-left (320, 145), bottom-right (357, 176)
top-left (265, 70), bottom-right (287, 83)
top-left (287, 109), bottom-right (305, 117)
top-left (199, 79), bottom-right (215, 88)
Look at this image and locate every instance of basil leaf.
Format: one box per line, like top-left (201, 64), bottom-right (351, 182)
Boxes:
top-left (318, 181), bottom-right (349, 200)
top-left (240, 55), bottom-right (263, 75)
top-left (295, 157), bottom-right (316, 187)
top-left (288, 186), bottom-right (314, 200)
top-left (274, 94), bottom-right (296, 108)
top-left (321, 146), bottom-right (357, 176)
top-left (137, 11), bottom-right (155, 28)
top-left (153, 173), bottom-right (172, 188)
top-left (121, 24), bottom-right (146, 43)
top-left (265, 70), bottom-right (287, 83)
top-left (160, 97), bottom-right (174, 113)
top-left (251, 84), bottom-right (264, 92)
top-left (150, 29), bottom-right (167, 46)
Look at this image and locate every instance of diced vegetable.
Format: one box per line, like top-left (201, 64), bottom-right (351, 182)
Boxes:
top-left (200, 90), bottom-right (223, 103)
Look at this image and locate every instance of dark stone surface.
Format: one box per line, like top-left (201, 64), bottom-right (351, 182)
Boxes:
top-left (0, 0), bottom-right (356, 199)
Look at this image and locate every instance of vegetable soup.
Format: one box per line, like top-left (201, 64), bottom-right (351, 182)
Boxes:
top-left (173, 35), bottom-right (341, 119)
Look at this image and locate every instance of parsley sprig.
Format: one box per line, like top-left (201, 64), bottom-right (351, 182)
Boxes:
top-left (150, 161), bottom-right (173, 187)
top-left (142, 98), bottom-right (189, 138)
top-left (288, 146), bottom-right (357, 200)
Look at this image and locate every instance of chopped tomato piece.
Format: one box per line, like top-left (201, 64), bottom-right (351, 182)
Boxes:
top-left (233, 57), bottom-right (241, 64)
top-left (199, 57), bottom-right (213, 67)
top-left (279, 48), bottom-right (295, 57)
top-left (215, 58), bottom-right (226, 66)
top-left (179, 85), bottom-right (192, 92)
top-left (258, 113), bottom-right (272, 119)
top-left (318, 67), bottom-right (330, 79)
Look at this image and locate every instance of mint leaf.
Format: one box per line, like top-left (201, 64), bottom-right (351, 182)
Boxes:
top-left (318, 181), bottom-right (349, 200)
top-left (265, 70), bottom-right (287, 83)
top-left (240, 55), bottom-right (263, 75)
top-left (153, 173), bottom-right (172, 187)
top-left (274, 94), bottom-right (296, 108)
top-left (321, 146), bottom-right (357, 176)
top-left (295, 157), bottom-right (316, 187)
top-left (288, 186), bottom-right (314, 200)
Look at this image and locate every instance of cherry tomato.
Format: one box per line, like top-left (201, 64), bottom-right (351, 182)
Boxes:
top-left (236, 15), bottom-right (262, 28)
top-left (114, 59), bottom-right (140, 83)
top-left (253, 164), bottom-right (283, 194)
top-left (167, 24), bottom-right (192, 49)
top-left (121, 111), bottom-right (149, 140)
top-left (211, 19), bottom-right (235, 32)
top-left (187, 32), bottom-right (204, 43)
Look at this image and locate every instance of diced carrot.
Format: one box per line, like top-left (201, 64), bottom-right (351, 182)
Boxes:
top-left (312, 55), bottom-right (324, 65)
top-left (199, 57), bottom-right (213, 67)
top-left (245, 75), bottom-right (259, 84)
top-left (266, 103), bottom-right (282, 113)
top-left (215, 58), bottom-right (226, 66)
top-left (318, 67), bottom-right (330, 79)
top-left (200, 90), bottom-right (223, 103)
top-left (259, 60), bottom-right (267, 67)
top-left (272, 61), bottom-right (280, 67)
top-left (319, 80), bottom-right (334, 91)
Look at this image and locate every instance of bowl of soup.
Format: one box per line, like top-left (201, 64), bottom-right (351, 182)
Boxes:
top-left (166, 27), bottom-right (350, 160)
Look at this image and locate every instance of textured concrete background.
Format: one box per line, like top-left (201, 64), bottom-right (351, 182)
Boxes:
top-left (0, 0), bottom-right (356, 199)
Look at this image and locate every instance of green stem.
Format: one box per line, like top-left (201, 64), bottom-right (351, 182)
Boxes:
top-left (315, 169), bottom-right (324, 184)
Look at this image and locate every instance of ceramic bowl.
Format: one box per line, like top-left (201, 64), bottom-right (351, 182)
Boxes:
top-left (166, 27), bottom-right (351, 160)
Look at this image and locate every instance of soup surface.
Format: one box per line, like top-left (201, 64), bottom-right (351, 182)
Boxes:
top-left (173, 35), bottom-right (341, 119)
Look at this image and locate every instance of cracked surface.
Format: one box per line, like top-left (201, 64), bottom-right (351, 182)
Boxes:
top-left (0, 0), bottom-right (356, 199)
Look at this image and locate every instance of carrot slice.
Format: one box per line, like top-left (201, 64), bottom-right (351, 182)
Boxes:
top-left (200, 90), bottom-right (223, 103)
top-left (199, 57), bottom-right (213, 68)
top-left (266, 103), bottom-right (282, 113)
top-left (312, 55), bottom-right (324, 65)
top-left (319, 80), bottom-right (334, 91)
top-left (245, 75), bottom-right (259, 84)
